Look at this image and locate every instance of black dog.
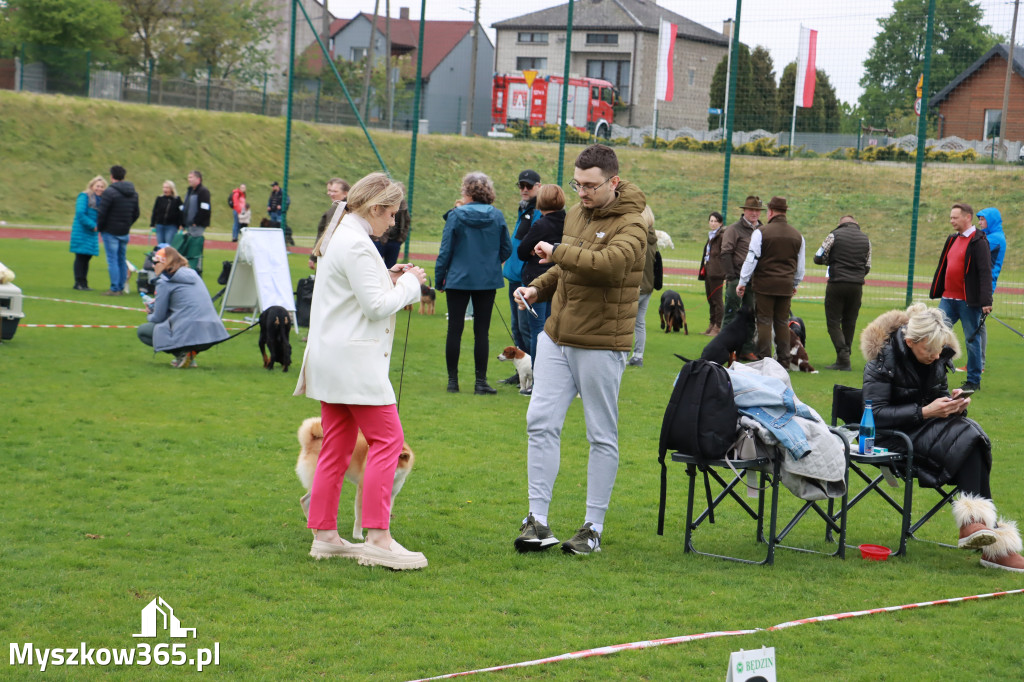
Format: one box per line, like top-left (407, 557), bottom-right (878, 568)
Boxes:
top-left (259, 305), bottom-right (292, 372)
top-left (700, 306), bottom-right (755, 365)
top-left (658, 290), bottom-right (688, 334)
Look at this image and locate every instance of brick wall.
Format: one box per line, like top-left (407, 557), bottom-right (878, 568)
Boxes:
top-left (936, 55), bottom-right (1024, 141)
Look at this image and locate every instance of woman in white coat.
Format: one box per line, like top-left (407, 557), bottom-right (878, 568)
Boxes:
top-left (294, 172), bottom-right (428, 570)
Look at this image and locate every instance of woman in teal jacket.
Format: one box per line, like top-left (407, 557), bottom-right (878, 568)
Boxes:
top-left (70, 175), bottom-right (106, 291)
top-left (435, 171), bottom-right (512, 395)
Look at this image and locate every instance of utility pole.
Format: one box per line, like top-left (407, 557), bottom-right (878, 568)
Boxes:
top-left (464, 0), bottom-right (481, 136)
top-left (385, 0), bottom-right (393, 130)
top-left (361, 0), bottom-right (381, 122)
top-left (997, 0), bottom-right (1020, 161)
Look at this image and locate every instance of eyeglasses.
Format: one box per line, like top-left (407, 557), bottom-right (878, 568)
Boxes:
top-left (517, 182), bottom-right (537, 190)
top-left (569, 177), bottom-right (612, 194)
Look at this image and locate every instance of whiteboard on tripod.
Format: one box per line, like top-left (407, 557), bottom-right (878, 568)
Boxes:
top-left (220, 227), bottom-right (295, 322)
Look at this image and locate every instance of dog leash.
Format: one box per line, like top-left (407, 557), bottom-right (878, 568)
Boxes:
top-left (988, 313), bottom-right (1024, 340)
top-left (966, 312), bottom-right (989, 343)
top-left (492, 296), bottom-right (518, 344)
top-left (395, 304), bottom-right (413, 413)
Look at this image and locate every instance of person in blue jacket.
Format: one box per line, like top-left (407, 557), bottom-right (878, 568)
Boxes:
top-left (975, 207), bottom-right (1005, 371)
top-left (70, 175), bottom-right (107, 291)
top-left (435, 172), bottom-right (512, 395)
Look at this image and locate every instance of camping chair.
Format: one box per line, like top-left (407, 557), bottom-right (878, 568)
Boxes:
top-left (828, 385), bottom-right (961, 557)
top-left (170, 232), bottom-right (205, 275)
top-left (657, 430), bottom-right (849, 566)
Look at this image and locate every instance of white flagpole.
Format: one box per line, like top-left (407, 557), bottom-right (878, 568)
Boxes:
top-left (789, 25), bottom-right (801, 159)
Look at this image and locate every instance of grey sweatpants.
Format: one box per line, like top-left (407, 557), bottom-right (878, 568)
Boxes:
top-left (525, 332), bottom-right (627, 526)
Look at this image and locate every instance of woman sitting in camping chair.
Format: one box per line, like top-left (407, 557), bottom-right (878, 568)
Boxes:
top-left (861, 302), bottom-right (1023, 572)
top-left (137, 246), bottom-right (228, 368)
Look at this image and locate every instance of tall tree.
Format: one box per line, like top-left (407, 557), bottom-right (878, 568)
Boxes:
top-left (115, 0), bottom-right (187, 74)
top-left (7, 0), bottom-right (124, 55)
top-left (749, 46), bottom-right (779, 131)
top-left (708, 42), bottom-right (750, 130)
top-left (708, 43), bottom-right (779, 132)
top-left (178, 0), bottom-right (277, 81)
top-left (778, 62), bottom-right (842, 133)
top-left (858, 0), bottom-right (996, 125)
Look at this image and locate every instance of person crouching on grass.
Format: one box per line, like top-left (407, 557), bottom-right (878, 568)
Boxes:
top-left (136, 246), bottom-right (228, 368)
top-left (294, 172), bottom-right (429, 570)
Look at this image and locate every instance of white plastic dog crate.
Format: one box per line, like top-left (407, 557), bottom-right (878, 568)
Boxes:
top-left (0, 282), bottom-right (25, 340)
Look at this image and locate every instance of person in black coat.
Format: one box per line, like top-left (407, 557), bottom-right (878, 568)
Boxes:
top-left (861, 303), bottom-right (1024, 573)
top-left (182, 170), bottom-right (211, 237)
top-left (150, 180), bottom-right (183, 246)
top-left (96, 164), bottom-right (140, 296)
top-left (516, 184), bottom-right (565, 377)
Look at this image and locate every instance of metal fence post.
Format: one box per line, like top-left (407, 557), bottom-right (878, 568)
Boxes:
top-left (19, 43), bottom-right (24, 91)
top-left (556, 0), bottom-right (575, 185)
top-left (315, 78), bottom-right (321, 123)
top-left (720, 0), bottom-right (743, 222)
top-left (906, 0), bottom-right (937, 307)
top-left (205, 65), bottom-right (212, 110)
top-left (85, 50), bottom-right (92, 97)
top-left (262, 72), bottom-right (268, 115)
top-left (147, 59), bottom-right (154, 105)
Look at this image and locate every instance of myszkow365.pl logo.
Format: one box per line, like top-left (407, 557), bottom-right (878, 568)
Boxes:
top-left (9, 597), bottom-right (220, 672)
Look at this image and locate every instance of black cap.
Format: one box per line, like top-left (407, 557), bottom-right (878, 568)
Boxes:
top-left (271, 181), bottom-right (280, 187)
top-left (518, 169), bottom-right (541, 186)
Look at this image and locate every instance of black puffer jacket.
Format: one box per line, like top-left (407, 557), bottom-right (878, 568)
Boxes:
top-left (96, 181), bottom-right (141, 236)
top-left (861, 310), bottom-right (990, 488)
top-left (518, 209), bottom-right (565, 285)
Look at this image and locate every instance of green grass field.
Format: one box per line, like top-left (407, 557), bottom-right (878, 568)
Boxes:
top-left (3, 235), bottom-right (1023, 680)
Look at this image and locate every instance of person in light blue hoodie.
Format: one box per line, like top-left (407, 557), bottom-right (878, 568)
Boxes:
top-left (975, 207), bottom-right (1005, 370)
top-left (435, 172), bottom-right (513, 395)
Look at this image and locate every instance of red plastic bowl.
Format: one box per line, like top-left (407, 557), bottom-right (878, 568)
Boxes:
top-left (859, 544), bottom-right (892, 561)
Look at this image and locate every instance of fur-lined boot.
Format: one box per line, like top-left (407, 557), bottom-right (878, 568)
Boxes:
top-left (979, 519), bottom-right (1024, 572)
top-left (952, 493), bottom-right (998, 549)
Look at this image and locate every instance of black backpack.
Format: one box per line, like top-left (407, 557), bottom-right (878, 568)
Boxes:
top-left (659, 357), bottom-right (737, 460)
top-left (227, 192), bottom-right (234, 209)
top-left (295, 276), bottom-right (315, 328)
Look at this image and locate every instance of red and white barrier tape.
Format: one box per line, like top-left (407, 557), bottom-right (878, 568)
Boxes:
top-left (408, 588), bottom-right (1024, 681)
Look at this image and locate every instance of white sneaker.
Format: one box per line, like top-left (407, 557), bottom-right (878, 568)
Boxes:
top-left (358, 539), bottom-right (428, 570)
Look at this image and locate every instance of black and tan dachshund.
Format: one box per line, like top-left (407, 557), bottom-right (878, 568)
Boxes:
top-left (259, 305), bottom-right (292, 372)
top-left (658, 290), bottom-right (688, 334)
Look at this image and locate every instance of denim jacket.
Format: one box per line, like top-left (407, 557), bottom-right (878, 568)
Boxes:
top-left (729, 370), bottom-right (815, 459)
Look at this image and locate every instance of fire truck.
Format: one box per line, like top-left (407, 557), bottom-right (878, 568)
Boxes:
top-left (490, 73), bottom-right (617, 138)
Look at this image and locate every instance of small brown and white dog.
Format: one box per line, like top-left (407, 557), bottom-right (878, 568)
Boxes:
top-left (496, 346), bottom-right (533, 391)
top-left (296, 416), bottom-right (415, 540)
top-left (788, 329), bottom-right (817, 373)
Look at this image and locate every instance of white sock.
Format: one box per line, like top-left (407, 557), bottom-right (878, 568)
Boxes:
top-left (588, 522), bottom-right (603, 535)
top-left (529, 513), bottom-right (548, 527)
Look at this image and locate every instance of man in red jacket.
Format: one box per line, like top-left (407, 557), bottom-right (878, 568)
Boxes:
top-left (929, 202), bottom-right (992, 392)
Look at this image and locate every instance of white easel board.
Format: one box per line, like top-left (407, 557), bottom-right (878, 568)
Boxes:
top-left (219, 227), bottom-right (296, 325)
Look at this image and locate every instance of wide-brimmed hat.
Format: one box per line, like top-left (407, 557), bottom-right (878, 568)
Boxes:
top-left (738, 195), bottom-right (764, 211)
top-left (768, 196), bottom-right (788, 213)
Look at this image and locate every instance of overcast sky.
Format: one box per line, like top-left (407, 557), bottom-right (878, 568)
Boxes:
top-left (326, 0), bottom-right (1021, 105)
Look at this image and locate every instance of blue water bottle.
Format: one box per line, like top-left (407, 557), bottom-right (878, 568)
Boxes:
top-left (859, 399), bottom-right (875, 455)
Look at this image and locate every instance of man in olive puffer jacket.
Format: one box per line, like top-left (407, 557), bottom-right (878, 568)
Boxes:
top-left (512, 144), bottom-right (647, 557)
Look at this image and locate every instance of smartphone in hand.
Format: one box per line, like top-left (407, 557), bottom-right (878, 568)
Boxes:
top-left (957, 389), bottom-right (976, 399)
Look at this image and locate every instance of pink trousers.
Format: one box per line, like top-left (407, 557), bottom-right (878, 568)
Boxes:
top-left (306, 401), bottom-right (405, 532)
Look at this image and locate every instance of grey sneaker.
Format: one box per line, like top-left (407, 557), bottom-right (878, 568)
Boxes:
top-left (561, 522), bottom-right (601, 555)
top-left (513, 514), bottom-right (559, 553)
top-left (626, 356), bottom-right (643, 367)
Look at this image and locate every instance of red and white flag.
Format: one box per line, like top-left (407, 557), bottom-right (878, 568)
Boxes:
top-left (794, 26), bottom-right (817, 108)
top-left (654, 19), bottom-right (677, 102)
